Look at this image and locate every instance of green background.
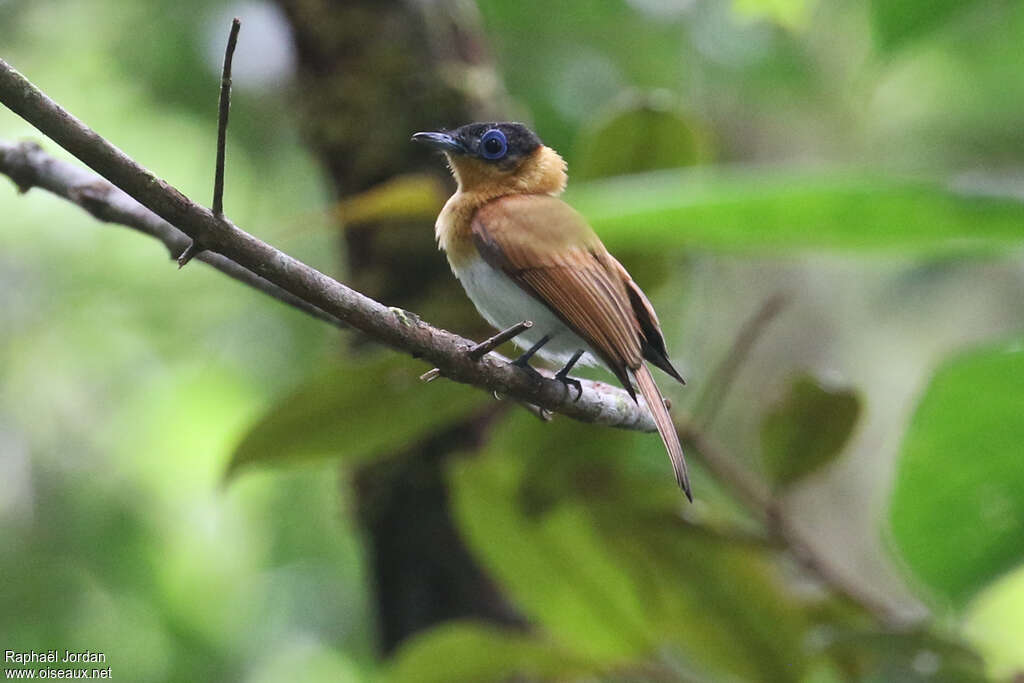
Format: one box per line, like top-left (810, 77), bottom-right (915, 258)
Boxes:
top-left (2, 0), bottom-right (1023, 680)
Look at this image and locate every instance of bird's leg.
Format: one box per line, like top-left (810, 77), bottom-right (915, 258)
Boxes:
top-left (510, 334), bottom-right (551, 379)
top-left (554, 349), bottom-right (585, 401)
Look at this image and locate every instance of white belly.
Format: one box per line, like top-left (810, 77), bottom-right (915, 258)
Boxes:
top-left (453, 256), bottom-right (599, 368)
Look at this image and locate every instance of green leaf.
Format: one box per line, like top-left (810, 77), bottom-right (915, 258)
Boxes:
top-left (822, 627), bottom-right (987, 683)
top-left (869, 0), bottom-right (975, 51)
top-left (225, 353), bottom-right (487, 479)
top-left (567, 169), bottom-right (1024, 252)
top-left (451, 450), bottom-right (655, 664)
top-left (761, 375), bottom-right (861, 489)
top-left (574, 93), bottom-right (710, 180)
top-left (889, 342), bottom-right (1024, 607)
top-left (383, 622), bottom-right (595, 683)
top-left (964, 564), bottom-right (1024, 679)
top-left (733, 0), bottom-right (817, 30)
top-left (450, 413), bottom-right (812, 681)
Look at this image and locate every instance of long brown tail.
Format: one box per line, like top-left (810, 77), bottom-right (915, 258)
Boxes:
top-left (632, 364), bottom-right (692, 501)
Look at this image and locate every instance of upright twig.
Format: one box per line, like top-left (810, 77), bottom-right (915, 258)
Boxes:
top-left (693, 293), bottom-right (788, 425)
top-left (679, 294), bottom-right (905, 622)
top-left (421, 320), bottom-right (533, 384)
top-left (676, 418), bottom-right (908, 625)
top-left (0, 140), bottom-right (342, 328)
top-left (467, 320), bottom-right (533, 361)
top-left (212, 18), bottom-right (240, 218)
top-left (179, 18), bottom-right (241, 268)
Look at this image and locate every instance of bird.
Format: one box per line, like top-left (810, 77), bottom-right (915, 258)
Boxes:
top-left (412, 122), bottom-right (691, 500)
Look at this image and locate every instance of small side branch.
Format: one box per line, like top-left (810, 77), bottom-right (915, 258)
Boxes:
top-left (677, 417), bottom-right (909, 625)
top-left (0, 140), bottom-right (342, 328)
top-left (422, 320), bottom-right (534, 383)
top-left (180, 18), bottom-right (241, 267)
top-left (694, 293), bottom-right (788, 425)
top-left (213, 18), bottom-right (240, 217)
top-left (468, 320), bottom-right (533, 361)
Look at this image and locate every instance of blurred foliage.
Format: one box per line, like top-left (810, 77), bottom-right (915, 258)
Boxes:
top-left (384, 622), bottom-right (595, 683)
top-left (226, 353), bottom-right (490, 479)
top-left (570, 171), bottom-right (1024, 252)
top-left (326, 168), bottom-right (1024, 253)
top-left (761, 374), bottom-right (860, 490)
top-left (733, 0), bottom-right (817, 31)
top-left (573, 92), bottom-right (711, 179)
top-left (889, 342), bottom-right (1024, 608)
top-left (333, 174), bottom-right (447, 228)
top-left (966, 564), bottom-right (1024, 679)
top-left (3, 0), bottom-right (1024, 681)
top-left (869, 0), bottom-right (975, 50)
top-left (450, 413), bottom-right (813, 681)
top-left (821, 627), bottom-right (988, 683)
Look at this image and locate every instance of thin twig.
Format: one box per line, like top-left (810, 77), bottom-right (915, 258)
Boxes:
top-left (677, 419), bottom-right (772, 512)
top-left (421, 320), bottom-right (532, 381)
top-left (0, 58), bottom-right (655, 433)
top-left (693, 293), bottom-right (788, 426)
top-left (0, 140), bottom-right (342, 328)
top-left (175, 239), bottom-right (203, 268)
top-left (772, 510), bottom-right (907, 625)
top-left (676, 415), bottom-right (908, 625)
top-left (419, 367), bottom-right (442, 383)
top-left (679, 295), bottom-right (903, 622)
top-left (467, 320), bottom-right (533, 360)
top-left (179, 18), bottom-right (241, 268)
top-left (213, 18), bottom-right (240, 217)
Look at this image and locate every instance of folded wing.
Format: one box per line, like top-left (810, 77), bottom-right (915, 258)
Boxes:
top-left (471, 193), bottom-right (691, 497)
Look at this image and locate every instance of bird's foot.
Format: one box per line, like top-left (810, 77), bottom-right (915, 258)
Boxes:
top-left (553, 349), bottom-right (586, 401)
top-left (554, 369), bottom-right (583, 402)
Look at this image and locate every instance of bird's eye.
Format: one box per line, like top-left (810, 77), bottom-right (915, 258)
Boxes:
top-left (479, 129), bottom-right (508, 160)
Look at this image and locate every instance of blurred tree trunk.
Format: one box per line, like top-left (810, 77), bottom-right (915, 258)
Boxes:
top-left (274, 0), bottom-right (526, 654)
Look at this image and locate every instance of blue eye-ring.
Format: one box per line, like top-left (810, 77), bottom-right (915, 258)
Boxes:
top-left (479, 129), bottom-right (508, 160)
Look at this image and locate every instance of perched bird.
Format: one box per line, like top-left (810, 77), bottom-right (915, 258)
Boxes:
top-left (413, 122), bottom-right (691, 499)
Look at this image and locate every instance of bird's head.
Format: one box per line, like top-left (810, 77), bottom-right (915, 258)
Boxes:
top-left (412, 122), bottom-right (567, 197)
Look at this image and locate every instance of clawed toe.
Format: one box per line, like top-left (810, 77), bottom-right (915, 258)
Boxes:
top-left (553, 349), bottom-right (586, 401)
top-left (556, 373), bottom-right (583, 401)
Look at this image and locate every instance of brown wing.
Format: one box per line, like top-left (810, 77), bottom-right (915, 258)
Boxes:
top-left (473, 194), bottom-right (691, 498)
top-left (471, 194), bottom-right (648, 394)
top-left (608, 256), bottom-right (686, 384)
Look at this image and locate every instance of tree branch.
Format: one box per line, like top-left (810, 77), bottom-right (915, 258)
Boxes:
top-left (0, 139), bottom-right (343, 328)
top-left (677, 418), bottom-right (910, 625)
top-left (694, 293), bottom-right (788, 426)
top-left (0, 57), bottom-right (914, 626)
top-left (0, 58), bottom-right (655, 433)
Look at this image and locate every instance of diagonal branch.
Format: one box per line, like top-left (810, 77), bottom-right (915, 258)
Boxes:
top-left (0, 139), bottom-right (344, 328)
top-left (0, 58), bottom-right (655, 433)
top-left (694, 293), bottom-right (788, 426)
top-left (0, 58), bottom-right (915, 624)
top-left (676, 419), bottom-right (910, 625)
